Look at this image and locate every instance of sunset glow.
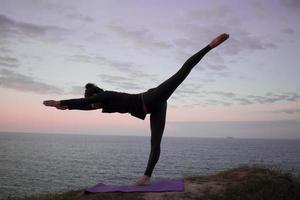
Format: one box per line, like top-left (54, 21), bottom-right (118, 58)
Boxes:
top-left (1, 0), bottom-right (300, 138)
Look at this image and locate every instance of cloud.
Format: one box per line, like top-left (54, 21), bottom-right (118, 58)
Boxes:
top-left (196, 90), bottom-right (236, 107)
top-left (221, 30), bottom-right (277, 55)
top-left (69, 85), bottom-right (85, 96)
top-left (69, 54), bottom-right (97, 63)
top-left (233, 98), bottom-right (253, 105)
top-left (69, 53), bottom-right (161, 92)
top-left (171, 83), bottom-right (204, 104)
top-left (98, 74), bottom-right (144, 90)
top-left (203, 91), bottom-right (236, 98)
top-left (168, 120), bottom-right (300, 139)
top-left (247, 95), bottom-right (279, 104)
top-left (173, 38), bottom-right (200, 50)
top-left (272, 108), bottom-right (300, 115)
top-left (174, 4), bottom-right (277, 56)
top-left (247, 92), bottom-right (300, 104)
top-left (280, 0), bottom-right (300, 9)
top-left (207, 71), bottom-right (230, 79)
top-left (107, 24), bottom-right (173, 50)
top-left (66, 13), bottom-right (94, 22)
top-left (284, 92), bottom-right (300, 102)
top-left (69, 53), bottom-right (158, 87)
top-left (176, 84), bottom-right (203, 95)
top-left (206, 63), bottom-right (228, 71)
top-left (0, 46), bottom-right (12, 53)
top-left (174, 26), bottom-right (275, 57)
top-left (178, 4), bottom-right (232, 27)
top-left (0, 56), bottom-right (19, 68)
top-left (190, 90), bottom-right (300, 107)
top-left (233, 92), bottom-right (300, 105)
top-left (0, 69), bottom-right (63, 94)
top-left (205, 99), bottom-right (232, 106)
top-left (282, 28), bottom-right (296, 35)
top-left (0, 13), bottom-right (67, 43)
top-left (201, 78), bottom-right (216, 83)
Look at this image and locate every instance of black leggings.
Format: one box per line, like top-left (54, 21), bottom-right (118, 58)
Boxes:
top-left (143, 45), bottom-right (212, 177)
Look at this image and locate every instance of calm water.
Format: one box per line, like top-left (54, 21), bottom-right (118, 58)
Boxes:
top-left (0, 132), bottom-right (300, 199)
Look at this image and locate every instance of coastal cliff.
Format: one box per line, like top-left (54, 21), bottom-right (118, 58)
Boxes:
top-left (5, 165), bottom-right (300, 200)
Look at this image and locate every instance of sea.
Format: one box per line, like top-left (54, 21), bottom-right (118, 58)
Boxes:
top-left (0, 132), bottom-right (300, 199)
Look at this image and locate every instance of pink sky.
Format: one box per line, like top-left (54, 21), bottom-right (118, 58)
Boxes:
top-left (1, 0), bottom-right (300, 138)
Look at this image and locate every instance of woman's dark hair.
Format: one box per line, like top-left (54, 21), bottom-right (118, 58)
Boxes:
top-left (84, 83), bottom-right (104, 97)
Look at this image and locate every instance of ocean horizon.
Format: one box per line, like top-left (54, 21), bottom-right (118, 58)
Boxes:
top-left (1, 132), bottom-right (300, 199)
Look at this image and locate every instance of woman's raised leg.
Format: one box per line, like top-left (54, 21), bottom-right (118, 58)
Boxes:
top-left (144, 33), bottom-right (229, 106)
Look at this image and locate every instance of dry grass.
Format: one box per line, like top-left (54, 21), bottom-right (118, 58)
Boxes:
top-left (5, 190), bottom-right (145, 200)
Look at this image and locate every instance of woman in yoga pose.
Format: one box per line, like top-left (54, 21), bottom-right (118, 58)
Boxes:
top-left (43, 33), bottom-right (229, 185)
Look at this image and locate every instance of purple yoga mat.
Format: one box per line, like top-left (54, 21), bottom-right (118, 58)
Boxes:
top-left (85, 179), bottom-right (184, 193)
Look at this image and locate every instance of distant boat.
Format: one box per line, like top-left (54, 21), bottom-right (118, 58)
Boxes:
top-left (226, 136), bottom-right (234, 139)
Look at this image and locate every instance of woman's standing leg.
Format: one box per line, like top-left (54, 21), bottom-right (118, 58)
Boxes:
top-left (134, 33), bottom-right (229, 185)
top-left (134, 102), bottom-right (167, 185)
top-left (144, 102), bottom-right (167, 177)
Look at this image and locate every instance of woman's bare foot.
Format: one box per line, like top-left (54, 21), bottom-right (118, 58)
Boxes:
top-left (209, 33), bottom-right (229, 48)
top-left (133, 175), bottom-right (151, 186)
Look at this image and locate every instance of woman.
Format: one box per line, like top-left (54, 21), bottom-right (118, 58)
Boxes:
top-left (43, 33), bottom-right (229, 185)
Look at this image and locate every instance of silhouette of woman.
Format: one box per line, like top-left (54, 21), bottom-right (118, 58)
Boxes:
top-left (43, 33), bottom-right (229, 185)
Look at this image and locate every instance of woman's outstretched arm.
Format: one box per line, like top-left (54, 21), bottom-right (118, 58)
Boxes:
top-left (43, 100), bottom-right (101, 110)
top-left (43, 94), bottom-right (104, 110)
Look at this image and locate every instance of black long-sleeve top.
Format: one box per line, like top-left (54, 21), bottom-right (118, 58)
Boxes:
top-left (60, 91), bottom-right (146, 120)
top-left (60, 45), bottom-right (212, 122)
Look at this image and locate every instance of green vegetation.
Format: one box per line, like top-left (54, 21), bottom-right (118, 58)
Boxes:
top-left (186, 165), bottom-right (300, 200)
top-left (5, 165), bottom-right (300, 200)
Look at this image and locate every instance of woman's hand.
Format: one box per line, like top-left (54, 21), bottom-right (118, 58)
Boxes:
top-left (43, 100), bottom-right (68, 110)
top-left (43, 100), bottom-right (60, 107)
top-left (56, 105), bottom-right (68, 110)
top-left (91, 103), bottom-right (101, 109)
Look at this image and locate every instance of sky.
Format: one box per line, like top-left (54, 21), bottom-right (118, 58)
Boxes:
top-left (0, 0), bottom-right (300, 139)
